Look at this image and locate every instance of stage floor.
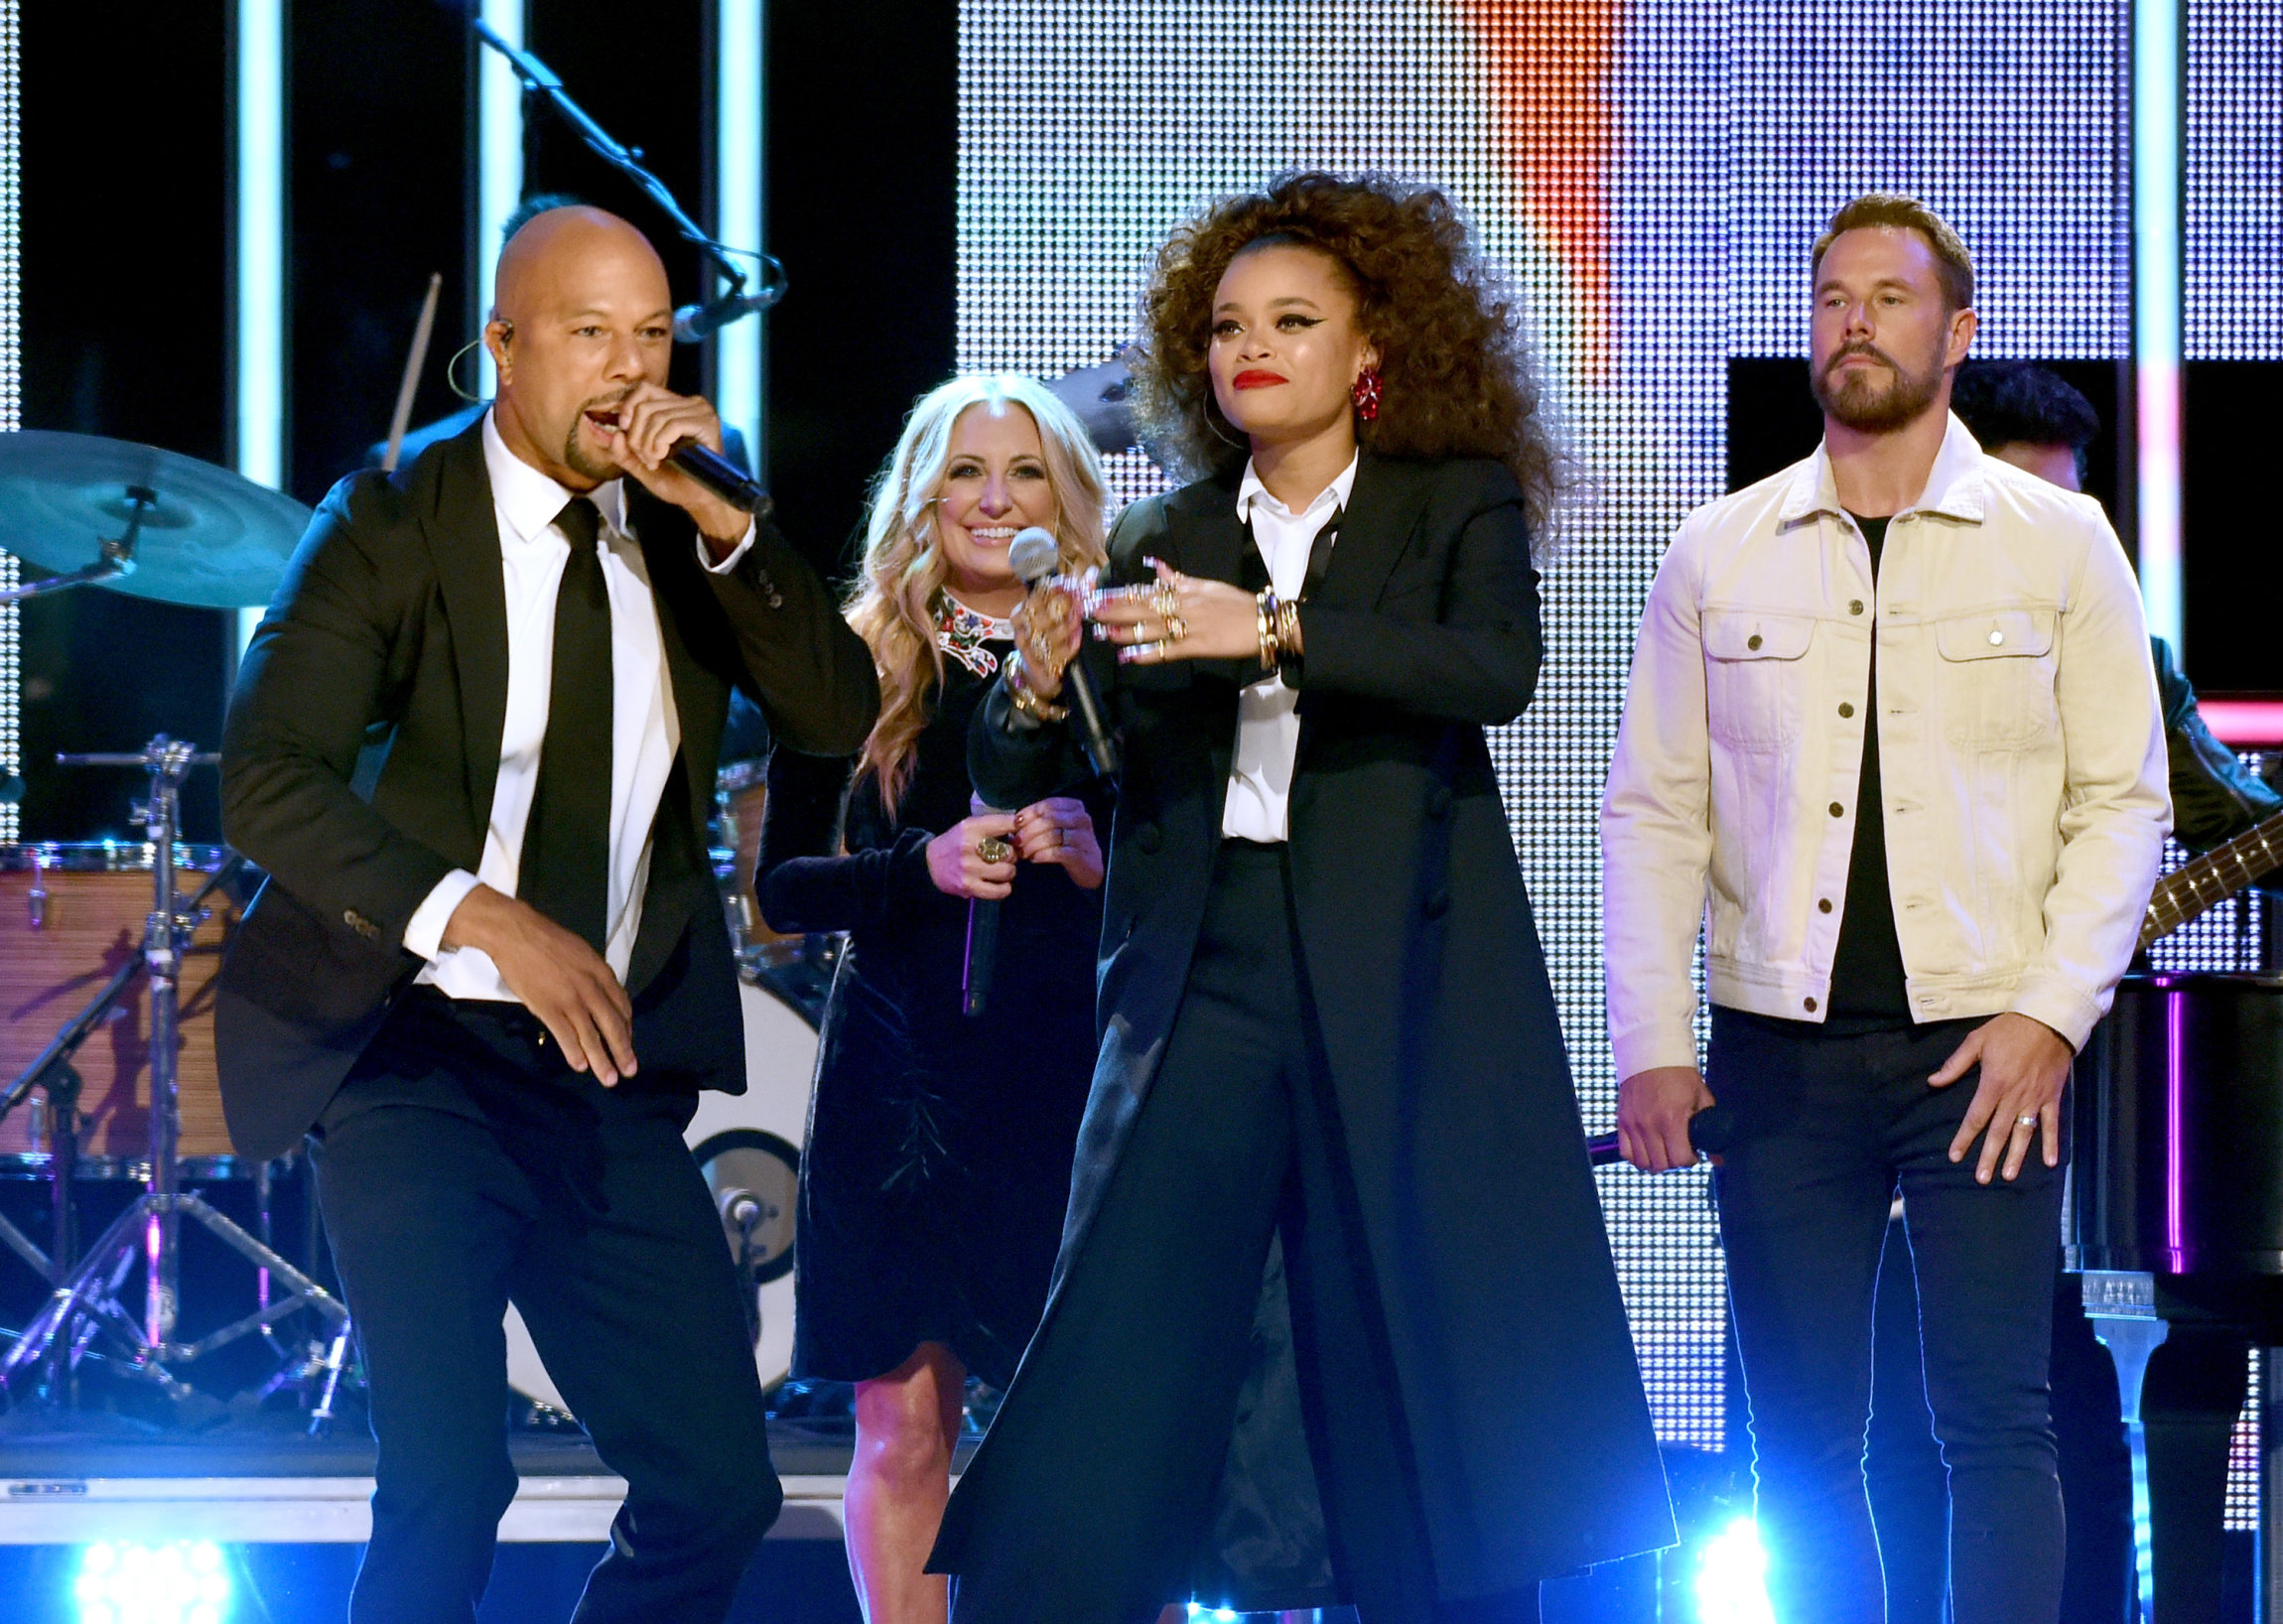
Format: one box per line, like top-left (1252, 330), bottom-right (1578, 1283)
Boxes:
top-left (0, 1418), bottom-right (896, 1545)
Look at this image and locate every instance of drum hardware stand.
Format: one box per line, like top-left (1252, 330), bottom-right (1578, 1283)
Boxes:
top-left (0, 482), bottom-right (149, 604)
top-left (0, 738), bottom-right (348, 1405)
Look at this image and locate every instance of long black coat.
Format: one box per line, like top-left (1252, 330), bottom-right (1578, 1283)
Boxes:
top-left (214, 419), bottom-right (879, 1158)
top-left (936, 455), bottom-right (1674, 1607)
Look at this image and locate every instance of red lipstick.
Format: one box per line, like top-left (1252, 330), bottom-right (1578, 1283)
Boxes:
top-left (1232, 370), bottom-right (1287, 390)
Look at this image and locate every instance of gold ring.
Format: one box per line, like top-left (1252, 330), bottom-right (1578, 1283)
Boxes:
top-left (1162, 611), bottom-right (1189, 642)
top-left (977, 836), bottom-right (1012, 865)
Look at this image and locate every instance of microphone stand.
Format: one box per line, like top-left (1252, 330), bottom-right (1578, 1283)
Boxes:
top-left (470, 21), bottom-right (787, 336)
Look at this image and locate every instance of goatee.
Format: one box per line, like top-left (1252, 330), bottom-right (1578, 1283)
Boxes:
top-left (1813, 344), bottom-right (1945, 434)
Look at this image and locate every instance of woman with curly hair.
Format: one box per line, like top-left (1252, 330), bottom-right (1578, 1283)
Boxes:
top-left (754, 374), bottom-right (1113, 1624)
top-left (930, 174), bottom-right (1672, 1623)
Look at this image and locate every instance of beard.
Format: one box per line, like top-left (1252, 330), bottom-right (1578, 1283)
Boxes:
top-left (1812, 341), bottom-right (1945, 433)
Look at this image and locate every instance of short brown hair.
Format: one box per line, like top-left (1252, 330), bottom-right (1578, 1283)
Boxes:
top-left (1811, 194), bottom-right (1975, 311)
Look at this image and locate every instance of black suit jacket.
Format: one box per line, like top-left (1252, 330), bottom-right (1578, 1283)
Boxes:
top-left (215, 418), bottom-right (879, 1159)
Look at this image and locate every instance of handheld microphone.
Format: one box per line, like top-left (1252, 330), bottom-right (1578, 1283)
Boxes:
top-left (962, 794), bottom-right (1008, 1019)
top-left (1008, 527), bottom-right (1119, 777)
top-left (1584, 1103), bottom-right (1737, 1168)
top-left (668, 439), bottom-right (775, 519)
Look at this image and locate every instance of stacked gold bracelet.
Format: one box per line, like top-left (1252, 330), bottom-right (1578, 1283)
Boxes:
top-left (1004, 649), bottom-right (1069, 723)
top-left (1254, 588), bottom-right (1305, 673)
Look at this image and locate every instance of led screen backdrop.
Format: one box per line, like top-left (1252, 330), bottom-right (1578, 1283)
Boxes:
top-left (956, 0), bottom-right (2263, 1460)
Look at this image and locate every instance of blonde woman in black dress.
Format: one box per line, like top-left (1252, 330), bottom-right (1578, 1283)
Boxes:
top-left (756, 374), bottom-right (1112, 1624)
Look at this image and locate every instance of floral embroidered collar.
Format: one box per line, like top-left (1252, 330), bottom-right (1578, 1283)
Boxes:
top-left (935, 594), bottom-right (1013, 677)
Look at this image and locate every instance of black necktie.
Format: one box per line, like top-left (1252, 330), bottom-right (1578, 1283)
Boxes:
top-left (518, 496), bottom-right (614, 953)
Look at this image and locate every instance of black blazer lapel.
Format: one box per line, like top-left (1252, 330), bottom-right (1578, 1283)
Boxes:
top-left (422, 420), bottom-right (512, 832)
top-left (1306, 453), bottom-right (1430, 614)
top-left (1160, 470), bottom-right (1252, 590)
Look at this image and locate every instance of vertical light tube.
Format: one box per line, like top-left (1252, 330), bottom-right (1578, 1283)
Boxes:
top-left (232, 0), bottom-right (285, 651)
top-left (716, 0), bottom-right (765, 481)
top-left (2134, 0), bottom-right (2185, 650)
top-left (475, 0), bottom-right (526, 398)
top-left (0, 0), bottom-right (19, 842)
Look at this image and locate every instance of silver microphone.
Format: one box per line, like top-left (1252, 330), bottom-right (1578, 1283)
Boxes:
top-left (1008, 527), bottom-right (1118, 776)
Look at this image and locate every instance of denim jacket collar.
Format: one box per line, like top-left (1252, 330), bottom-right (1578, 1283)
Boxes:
top-left (1777, 411), bottom-right (1990, 532)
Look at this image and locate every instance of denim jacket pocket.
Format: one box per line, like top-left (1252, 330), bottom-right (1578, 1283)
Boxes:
top-left (1703, 609), bottom-right (1814, 749)
top-left (1934, 608), bottom-right (2059, 749)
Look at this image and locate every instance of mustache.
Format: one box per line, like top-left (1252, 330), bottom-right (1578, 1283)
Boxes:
top-left (1823, 342), bottom-right (1898, 379)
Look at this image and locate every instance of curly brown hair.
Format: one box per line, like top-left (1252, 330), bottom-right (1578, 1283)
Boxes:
top-left (1129, 171), bottom-right (1561, 549)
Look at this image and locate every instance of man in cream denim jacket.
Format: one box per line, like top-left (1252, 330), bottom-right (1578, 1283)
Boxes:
top-left (1602, 197), bottom-right (2168, 1624)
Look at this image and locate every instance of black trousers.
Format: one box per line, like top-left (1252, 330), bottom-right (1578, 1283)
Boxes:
top-left (311, 989), bottom-right (781, 1624)
top-left (1866, 1226), bottom-right (2136, 1624)
top-left (953, 841), bottom-right (1532, 1624)
top-left (1709, 1008), bottom-right (2065, 1624)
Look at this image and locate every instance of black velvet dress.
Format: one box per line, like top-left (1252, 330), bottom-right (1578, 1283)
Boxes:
top-left (756, 611), bottom-right (1107, 1390)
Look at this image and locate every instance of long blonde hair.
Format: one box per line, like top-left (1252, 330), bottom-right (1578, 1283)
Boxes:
top-left (847, 374), bottom-right (1111, 812)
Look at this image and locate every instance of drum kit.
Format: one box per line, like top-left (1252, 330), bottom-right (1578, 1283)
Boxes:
top-left (0, 427), bottom-right (822, 1424)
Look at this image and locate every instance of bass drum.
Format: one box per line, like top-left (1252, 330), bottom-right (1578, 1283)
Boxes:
top-left (503, 972), bottom-right (820, 1413)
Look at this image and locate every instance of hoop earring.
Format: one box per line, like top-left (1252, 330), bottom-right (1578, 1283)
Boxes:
top-left (1351, 366), bottom-right (1383, 423)
top-left (1204, 407), bottom-right (1249, 452)
top-left (445, 338), bottom-right (489, 403)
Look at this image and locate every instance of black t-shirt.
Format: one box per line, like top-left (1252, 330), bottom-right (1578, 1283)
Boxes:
top-left (1824, 513), bottom-right (1914, 1030)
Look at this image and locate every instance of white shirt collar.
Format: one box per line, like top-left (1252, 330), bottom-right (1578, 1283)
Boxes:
top-left (482, 408), bottom-right (629, 544)
top-left (1236, 453), bottom-right (1360, 524)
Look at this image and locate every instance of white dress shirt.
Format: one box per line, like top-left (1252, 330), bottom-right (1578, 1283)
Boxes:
top-left (400, 410), bottom-right (755, 1000)
top-left (1221, 454), bottom-right (1356, 842)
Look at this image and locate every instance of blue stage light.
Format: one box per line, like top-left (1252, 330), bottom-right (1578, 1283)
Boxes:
top-left (1692, 1517), bottom-right (1773, 1624)
top-left (73, 1540), bottom-right (232, 1624)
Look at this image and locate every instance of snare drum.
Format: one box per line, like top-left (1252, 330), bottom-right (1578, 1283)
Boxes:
top-left (0, 843), bottom-right (242, 1172)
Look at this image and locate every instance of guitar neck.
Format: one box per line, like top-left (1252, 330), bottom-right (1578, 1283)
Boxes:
top-left (2142, 806), bottom-right (2283, 948)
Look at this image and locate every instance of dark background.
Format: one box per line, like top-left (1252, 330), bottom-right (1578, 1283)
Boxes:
top-left (14, 0), bottom-right (956, 843)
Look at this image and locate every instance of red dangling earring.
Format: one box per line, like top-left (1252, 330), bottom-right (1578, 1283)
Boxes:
top-left (1351, 367), bottom-right (1383, 422)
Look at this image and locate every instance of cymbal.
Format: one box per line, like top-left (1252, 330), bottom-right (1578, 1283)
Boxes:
top-left (0, 431), bottom-right (311, 609)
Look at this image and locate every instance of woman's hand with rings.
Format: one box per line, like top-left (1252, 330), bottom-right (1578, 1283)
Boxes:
top-left (1088, 558), bottom-right (1260, 664)
top-left (926, 812), bottom-right (1018, 900)
top-left (1012, 796), bottom-right (1105, 890)
top-left (1009, 573), bottom-right (1090, 699)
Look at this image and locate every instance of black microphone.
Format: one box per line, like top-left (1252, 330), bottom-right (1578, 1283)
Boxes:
top-left (962, 887), bottom-right (1001, 1019)
top-left (961, 795), bottom-right (1009, 1019)
top-left (668, 439), bottom-right (775, 519)
top-left (1584, 1103), bottom-right (1737, 1167)
top-left (1008, 527), bottom-right (1119, 777)
top-left (674, 288), bottom-right (786, 344)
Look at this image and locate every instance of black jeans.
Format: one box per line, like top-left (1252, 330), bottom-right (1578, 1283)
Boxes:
top-left (312, 989), bottom-right (781, 1624)
top-left (1866, 1227), bottom-right (2135, 1624)
top-left (1709, 1007), bottom-right (2065, 1624)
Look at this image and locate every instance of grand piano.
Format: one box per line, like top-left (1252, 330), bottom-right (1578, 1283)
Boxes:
top-left (2070, 810), bottom-right (2283, 1622)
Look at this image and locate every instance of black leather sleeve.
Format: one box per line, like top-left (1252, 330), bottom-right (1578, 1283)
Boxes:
top-left (2154, 634), bottom-right (2283, 854)
top-left (219, 474), bottom-right (457, 953)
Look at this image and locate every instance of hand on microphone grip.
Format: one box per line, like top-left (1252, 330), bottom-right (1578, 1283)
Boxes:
top-left (927, 813), bottom-right (1018, 901)
top-left (1618, 1065), bottom-right (1717, 1172)
top-left (439, 884), bottom-right (637, 1085)
top-left (596, 380), bottom-right (749, 548)
top-left (1010, 577), bottom-right (1088, 699)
